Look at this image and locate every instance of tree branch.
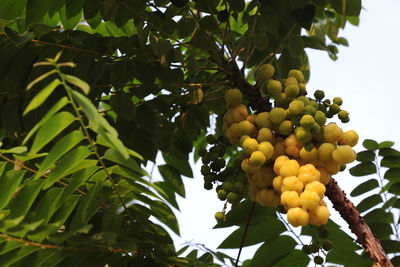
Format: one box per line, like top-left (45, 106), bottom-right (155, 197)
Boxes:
top-left (325, 178), bottom-right (393, 267)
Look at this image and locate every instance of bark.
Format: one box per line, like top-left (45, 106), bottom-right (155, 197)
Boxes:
top-left (325, 178), bottom-right (394, 267)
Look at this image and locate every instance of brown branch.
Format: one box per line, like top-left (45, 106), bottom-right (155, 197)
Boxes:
top-left (325, 178), bottom-right (393, 267)
top-left (235, 201), bottom-right (256, 267)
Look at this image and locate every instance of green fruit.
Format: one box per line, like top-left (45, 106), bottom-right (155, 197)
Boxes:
top-left (323, 99), bottom-right (331, 106)
top-left (285, 84), bottom-right (299, 98)
top-left (288, 69), bottom-right (304, 83)
top-left (267, 80), bottom-right (282, 96)
top-left (210, 161), bottom-right (221, 172)
top-left (309, 243), bottom-right (320, 253)
top-left (333, 97), bottom-right (343, 106)
top-left (322, 240), bottom-right (333, 251)
top-left (270, 107), bottom-right (287, 124)
top-left (202, 155), bottom-right (210, 164)
top-left (309, 100), bottom-right (318, 108)
top-left (217, 189), bottom-right (227, 200)
top-left (302, 244), bottom-right (312, 255)
top-left (318, 103), bottom-right (327, 113)
top-left (234, 181), bottom-right (244, 192)
top-left (274, 92), bottom-right (291, 108)
top-left (329, 103), bottom-right (341, 114)
top-left (314, 256), bottom-right (324, 265)
top-left (314, 90), bottom-right (325, 101)
top-left (206, 134), bottom-right (217, 144)
top-left (314, 110), bottom-right (327, 126)
top-left (215, 211), bottom-right (225, 221)
top-left (290, 114), bottom-right (302, 126)
top-left (300, 114), bottom-right (315, 129)
top-left (255, 64), bottom-right (275, 82)
top-left (201, 165), bottom-right (211, 175)
top-left (297, 96), bottom-right (310, 105)
top-left (338, 110), bottom-right (349, 121)
top-left (298, 83), bottom-right (306, 95)
top-left (222, 182), bottom-right (235, 192)
top-left (198, 147), bottom-right (207, 157)
top-left (209, 152), bottom-right (219, 161)
top-left (304, 104), bottom-right (317, 115)
top-left (224, 88), bottom-right (243, 107)
top-left (285, 77), bottom-right (298, 86)
top-left (289, 100), bottom-right (304, 115)
top-left (318, 226), bottom-right (330, 238)
top-left (204, 181), bottom-right (213, 190)
top-left (295, 127), bottom-right (312, 143)
top-left (237, 120), bottom-right (255, 136)
top-left (227, 192), bottom-right (240, 204)
top-left (279, 120), bottom-right (293, 135)
top-left (304, 142), bottom-right (315, 152)
top-left (310, 123), bottom-right (322, 136)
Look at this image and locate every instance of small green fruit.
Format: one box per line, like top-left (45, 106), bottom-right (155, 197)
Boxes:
top-left (217, 189), bottom-right (227, 200)
top-left (288, 69), bottom-right (304, 83)
top-left (333, 97), bottom-right (343, 106)
top-left (285, 84), bottom-right (299, 98)
top-left (300, 114), bottom-right (315, 129)
top-left (224, 88), bottom-right (243, 107)
top-left (267, 80), bottom-right (282, 96)
top-left (215, 211), bottom-right (225, 222)
top-left (314, 256), bottom-right (324, 265)
top-left (255, 64), bottom-right (275, 82)
top-left (270, 107), bottom-right (287, 124)
top-left (314, 90), bottom-right (325, 101)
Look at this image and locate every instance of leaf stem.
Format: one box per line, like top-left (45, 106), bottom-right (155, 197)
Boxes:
top-left (234, 201), bottom-right (256, 267)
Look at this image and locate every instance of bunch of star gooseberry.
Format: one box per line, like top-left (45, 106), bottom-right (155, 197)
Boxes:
top-left (202, 64), bottom-right (359, 228)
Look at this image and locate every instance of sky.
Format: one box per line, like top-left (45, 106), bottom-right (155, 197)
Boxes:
top-left (161, 0), bottom-right (400, 264)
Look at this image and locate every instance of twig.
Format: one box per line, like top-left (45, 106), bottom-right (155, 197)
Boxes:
top-left (325, 178), bottom-right (394, 267)
top-left (234, 201), bottom-right (256, 267)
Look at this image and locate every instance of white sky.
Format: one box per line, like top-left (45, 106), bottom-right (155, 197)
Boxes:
top-left (163, 0), bottom-right (400, 264)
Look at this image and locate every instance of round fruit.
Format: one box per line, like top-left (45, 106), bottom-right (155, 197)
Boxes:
top-left (224, 89), bottom-right (243, 107)
top-left (217, 189), bottom-right (227, 200)
top-left (287, 207), bottom-right (309, 227)
top-left (300, 190), bottom-right (320, 210)
top-left (279, 159), bottom-right (300, 177)
top-left (329, 103), bottom-right (341, 114)
top-left (305, 181), bottom-right (326, 199)
top-left (295, 127), bottom-right (312, 143)
top-left (318, 226), bottom-right (330, 238)
top-left (257, 128), bottom-right (274, 143)
top-left (256, 188), bottom-right (276, 207)
top-left (279, 120), bottom-right (293, 135)
top-left (214, 211), bottom-right (225, 222)
top-left (255, 112), bottom-right (272, 129)
top-left (227, 192), bottom-right (240, 204)
top-left (250, 151), bottom-right (266, 166)
top-left (314, 90), bottom-right (325, 101)
top-left (304, 104), bottom-right (317, 115)
top-left (267, 80), bottom-right (282, 96)
top-left (273, 155), bottom-right (290, 175)
top-left (288, 69), bottom-right (304, 83)
top-left (323, 123), bottom-right (344, 144)
top-left (237, 120), bottom-right (255, 137)
top-left (270, 107), bottom-right (287, 124)
top-left (285, 84), bottom-right (299, 98)
top-left (280, 190), bottom-right (301, 209)
top-left (258, 141), bottom-right (274, 160)
top-left (302, 244), bottom-right (312, 255)
top-left (289, 99), bottom-right (305, 115)
top-left (255, 64), bottom-right (275, 82)
top-left (242, 138), bottom-right (259, 154)
top-left (300, 147), bottom-right (318, 162)
top-left (342, 130), bottom-right (359, 147)
top-left (309, 205), bottom-right (330, 226)
top-left (300, 114), bottom-right (315, 129)
top-left (318, 142), bottom-right (336, 161)
top-left (333, 97), bottom-right (343, 106)
top-left (322, 240), bottom-right (333, 251)
top-left (314, 111), bottom-right (327, 126)
top-left (314, 256), bottom-right (324, 265)
top-left (332, 145), bottom-right (356, 164)
top-left (281, 176), bottom-right (304, 195)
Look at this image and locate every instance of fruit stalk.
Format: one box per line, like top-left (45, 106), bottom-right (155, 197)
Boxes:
top-left (325, 178), bottom-right (393, 267)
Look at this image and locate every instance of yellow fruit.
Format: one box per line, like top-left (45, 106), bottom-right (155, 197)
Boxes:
top-left (300, 190), bottom-right (320, 210)
top-left (314, 111), bottom-right (327, 126)
top-left (300, 115), bottom-right (315, 129)
top-left (300, 147), bottom-right (318, 162)
top-left (239, 135), bottom-right (250, 146)
top-left (273, 155), bottom-right (290, 175)
top-left (341, 130), bottom-right (359, 147)
top-left (253, 167), bottom-right (275, 188)
top-left (295, 127), bottom-right (312, 143)
top-left (237, 120), bottom-right (255, 137)
top-left (324, 159), bottom-right (340, 175)
top-left (248, 182), bottom-right (260, 202)
top-left (285, 84), bottom-right (299, 98)
top-left (192, 88), bottom-right (203, 104)
top-left (288, 69), bottom-right (304, 83)
top-left (241, 159), bottom-right (260, 174)
top-left (317, 167), bottom-right (331, 185)
top-left (257, 128), bottom-right (274, 143)
top-left (267, 80), bottom-right (282, 96)
top-left (332, 145), bottom-right (356, 164)
top-left (323, 123), bottom-right (344, 144)
top-left (224, 123), bottom-right (240, 145)
top-left (272, 139), bottom-right (286, 159)
top-left (270, 107), bottom-right (287, 124)
top-left (284, 134), bottom-right (302, 158)
top-left (224, 88), bottom-right (243, 107)
top-left (281, 176), bottom-right (304, 195)
top-left (280, 160), bottom-right (300, 177)
top-left (256, 188), bottom-right (276, 207)
top-left (258, 141), bottom-right (274, 160)
top-left (272, 176), bottom-right (283, 192)
top-left (250, 151), bottom-right (266, 166)
top-left (279, 120), bottom-right (293, 135)
top-left (242, 138), bottom-right (259, 154)
top-left (298, 83), bottom-right (306, 94)
top-left (247, 114), bottom-right (257, 124)
top-left (274, 92), bottom-right (291, 108)
top-left (285, 77), bottom-right (298, 86)
top-left (289, 100), bottom-right (304, 115)
top-left (287, 207), bottom-right (309, 227)
top-left (308, 205), bottom-right (329, 226)
top-left (281, 190), bottom-right (301, 210)
top-left (318, 143), bottom-right (336, 161)
top-left (230, 104), bottom-right (249, 123)
top-left (305, 181), bottom-right (326, 199)
top-left (255, 64), bottom-right (275, 82)
top-left (255, 112), bottom-right (272, 129)
top-left (298, 164), bottom-right (320, 185)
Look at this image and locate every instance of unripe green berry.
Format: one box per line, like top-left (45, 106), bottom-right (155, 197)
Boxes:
top-left (314, 90), bottom-right (325, 101)
top-left (304, 104), bottom-right (317, 116)
top-left (227, 192), bottom-right (240, 204)
top-left (288, 69), bottom-right (304, 82)
top-left (201, 165), bottom-right (211, 175)
top-left (304, 142), bottom-right (315, 152)
top-left (222, 182), bottom-right (235, 192)
top-left (340, 164), bottom-right (346, 172)
top-left (198, 147), bottom-right (207, 157)
top-left (310, 243), bottom-right (320, 253)
top-left (338, 110), bottom-right (349, 121)
top-left (314, 110), bottom-right (327, 126)
top-left (302, 244), bottom-right (312, 255)
top-left (300, 114), bottom-right (315, 129)
top-left (202, 155), bottom-right (211, 164)
top-left (333, 97), bottom-right (343, 106)
top-left (215, 211), bottom-right (225, 222)
top-left (297, 96), bottom-right (310, 105)
top-left (285, 84), bottom-right (299, 98)
top-left (314, 256), bottom-right (324, 265)
top-left (322, 240), bottom-right (333, 251)
top-left (204, 181), bottom-right (213, 190)
top-left (267, 80), bottom-right (282, 96)
top-left (318, 227), bottom-right (330, 238)
top-left (217, 189), bottom-right (227, 200)
top-left (329, 103), bottom-right (341, 114)
top-left (234, 181), bottom-right (244, 193)
top-left (206, 134), bottom-right (217, 144)
top-left (279, 120), bottom-right (293, 135)
top-left (289, 100), bottom-right (304, 115)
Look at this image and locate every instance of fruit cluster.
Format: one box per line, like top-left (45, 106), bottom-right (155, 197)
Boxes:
top-left (205, 64), bottom-right (359, 228)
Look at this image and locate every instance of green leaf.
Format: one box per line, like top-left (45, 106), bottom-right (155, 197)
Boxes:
top-left (272, 250), bottom-right (309, 267)
top-left (363, 209), bottom-right (392, 224)
top-left (218, 219), bottom-right (285, 249)
top-left (63, 74), bottom-right (90, 95)
top-left (22, 97), bottom-right (70, 146)
top-left (356, 194), bottom-right (382, 213)
top-left (26, 69), bottom-right (57, 90)
top-left (327, 248), bottom-right (372, 267)
top-left (4, 28), bottom-right (34, 47)
top-left (331, 0), bottom-right (361, 16)
top-left (0, 146), bottom-right (28, 154)
top-left (0, 169), bottom-right (25, 210)
top-left (356, 150), bottom-right (375, 163)
top-left (362, 139), bottom-right (378, 151)
top-left (250, 236), bottom-right (297, 267)
top-left (368, 222), bottom-right (392, 239)
top-left (44, 146), bottom-right (92, 189)
top-left (32, 187), bottom-right (63, 223)
top-left (158, 165), bottom-right (185, 197)
top-left (53, 194), bottom-right (81, 227)
top-left (350, 179), bottom-right (379, 197)
top-left (162, 152), bottom-right (193, 178)
top-left (23, 78), bottom-right (61, 115)
top-left (110, 92), bottom-right (136, 121)
top-left (379, 148), bottom-right (400, 157)
top-left (0, 246), bottom-right (40, 266)
top-left (378, 141), bottom-right (394, 149)
top-left (30, 111), bottom-right (76, 153)
top-left (103, 149), bottom-right (146, 176)
top-left (381, 240), bottom-right (400, 254)
top-left (34, 129), bottom-right (85, 179)
top-left (349, 162), bottom-right (376, 177)
top-left (381, 156), bottom-right (400, 168)
top-left (8, 180), bottom-right (45, 220)
top-left (26, 0), bottom-right (52, 26)
top-left (384, 168), bottom-right (400, 182)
